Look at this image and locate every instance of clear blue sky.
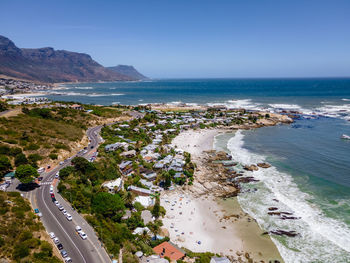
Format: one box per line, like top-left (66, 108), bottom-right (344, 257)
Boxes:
top-left (1, 0), bottom-right (349, 78)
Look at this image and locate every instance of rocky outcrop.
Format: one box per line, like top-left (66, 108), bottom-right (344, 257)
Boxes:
top-left (243, 164), bottom-right (259, 171)
top-left (257, 162), bottom-right (271, 168)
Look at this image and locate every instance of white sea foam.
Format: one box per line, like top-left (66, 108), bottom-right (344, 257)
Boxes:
top-left (74, 86), bottom-right (94, 90)
top-left (315, 104), bottom-right (350, 119)
top-left (342, 98), bottom-right (350, 101)
top-left (226, 131), bottom-right (350, 262)
top-left (268, 103), bottom-right (302, 110)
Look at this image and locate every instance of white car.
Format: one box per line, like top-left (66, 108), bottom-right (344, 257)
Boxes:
top-left (55, 172), bottom-right (59, 178)
top-left (75, 225), bottom-right (82, 232)
top-left (49, 232), bottom-right (55, 239)
top-left (49, 189), bottom-right (54, 194)
top-left (66, 214), bottom-right (72, 221)
top-left (79, 231), bottom-right (87, 240)
top-left (64, 257), bottom-right (72, 263)
top-left (53, 237), bottom-right (59, 244)
top-left (54, 201), bottom-right (59, 206)
top-left (59, 161), bottom-right (64, 165)
top-left (62, 209), bottom-right (67, 215)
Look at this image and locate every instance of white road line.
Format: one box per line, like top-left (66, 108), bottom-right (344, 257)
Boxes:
top-left (41, 186), bottom-right (87, 263)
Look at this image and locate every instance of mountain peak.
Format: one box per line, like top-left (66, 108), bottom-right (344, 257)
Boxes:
top-left (0, 36), bottom-right (145, 83)
top-left (107, 65), bottom-right (148, 80)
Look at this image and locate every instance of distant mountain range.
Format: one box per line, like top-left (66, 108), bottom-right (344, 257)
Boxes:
top-left (0, 35), bottom-right (147, 83)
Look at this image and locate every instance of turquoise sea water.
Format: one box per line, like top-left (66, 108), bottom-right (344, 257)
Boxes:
top-left (49, 78), bottom-right (350, 262)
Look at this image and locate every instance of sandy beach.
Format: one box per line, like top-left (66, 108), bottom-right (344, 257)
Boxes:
top-left (161, 129), bottom-right (283, 262)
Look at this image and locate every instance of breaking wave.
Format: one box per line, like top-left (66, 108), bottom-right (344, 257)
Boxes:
top-left (226, 131), bottom-right (350, 262)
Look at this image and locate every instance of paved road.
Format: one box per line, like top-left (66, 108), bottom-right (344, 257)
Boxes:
top-left (34, 125), bottom-right (111, 263)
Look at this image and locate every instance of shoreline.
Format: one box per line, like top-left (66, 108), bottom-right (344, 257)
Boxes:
top-left (162, 128), bottom-right (284, 262)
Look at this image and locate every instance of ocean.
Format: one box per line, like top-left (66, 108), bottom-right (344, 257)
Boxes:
top-left (49, 78), bottom-right (350, 262)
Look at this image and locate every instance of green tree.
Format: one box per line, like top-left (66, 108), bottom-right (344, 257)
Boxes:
top-left (0, 101), bottom-right (8, 112)
top-left (92, 192), bottom-right (125, 218)
top-left (15, 164), bottom-right (39, 184)
top-left (15, 153), bottom-right (28, 167)
top-left (147, 220), bottom-right (162, 240)
top-left (152, 195), bottom-right (161, 219)
top-left (59, 166), bottom-right (74, 180)
top-left (0, 155), bottom-right (12, 177)
top-left (72, 157), bottom-right (94, 173)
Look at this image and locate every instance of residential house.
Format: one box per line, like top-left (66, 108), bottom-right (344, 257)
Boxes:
top-left (102, 178), bottom-right (123, 193)
top-left (70, 104), bottom-right (83, 110)
top-left (153, 242), bottom-right (185, 261)
top-left (120, 150), bottom-right (136, 158)
top-left (128, 185), bottom-right (152, 196)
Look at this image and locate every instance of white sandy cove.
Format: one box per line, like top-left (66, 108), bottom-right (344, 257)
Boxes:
top-left (165, 129), bottom-right (243, 254)
top-left (161, 191), bottom-right (243, 254)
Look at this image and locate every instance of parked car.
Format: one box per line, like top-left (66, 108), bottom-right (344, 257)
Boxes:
top-left (52, 197), bottom-right (57, 202)
top-left (60, 250), bottom-right (68, 257)
top-left (37, 167), bottom-right (45, 173)
top-left (55, 172), bottom-right (59, 178)
top-left (38, 177), bottom-right (43, 181)
top-left (34, 208), bottom-right (39, 214)
top-left (58, 205), bottom-right (64, 211)
top-left (49, 232), bottom-right (55, 239)
top-left (49, 189), bottom-right (54, 194)
top-left (64, 257), bottom-right (72, 263)
top-left (66, 214), bottom-right (72, 221)
top-left (59, 161), bottom-right (64, 165)
top-left (75, 225), bottom-right (82, 232)
top-left (62, 209), bottom-right (67, 215)
top-left (53, 237), bottom-right (59, 244)
top-left (54, 201), bottom-right (59, 205)
top-left (37, 212), bottom-right (43, 217)
top-left (57, 243), bottom-right (64, 250)
top-left (50, 193), bottom-right (55, 198)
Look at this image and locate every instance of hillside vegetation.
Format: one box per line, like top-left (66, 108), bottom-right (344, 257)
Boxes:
top-left (0, 191), bottom-right (61, 262)
top-left (0, 103), bottom-right (127, 177)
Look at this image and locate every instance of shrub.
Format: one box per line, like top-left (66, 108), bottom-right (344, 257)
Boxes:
top-left (4, 139), bottom-right (17, 144)
top-left (15, 153), bottom-right (28, 167)
top-left (9, 147), bottom-right (22, 156)
top-left (0, 155), bottom-right (12, 177)
top-left (49, 153), bottom-right (58, 160)
top-left (26, 143), bottom-right (40, 151)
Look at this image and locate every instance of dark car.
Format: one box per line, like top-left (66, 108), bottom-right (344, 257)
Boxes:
top-left (90, 145), bottom-right (94, 149)
top-left (57, 243), bottom-right (64, 250)
top-left (60, 249), bottom-right (68, 257)
top-left (52, 197), bottom-right (56, 202)
top-left (38, 177), bottom-right (43, 181)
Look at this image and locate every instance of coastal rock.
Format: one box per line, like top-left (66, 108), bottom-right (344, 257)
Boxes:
top-left (243, 164), bottom-right (259, 171)
top-left (235, 176), bottom-right (259, 183)
top-left (268, 207), bottom-right (278, 211)
top-left (257, 163), bottom-right (271, 168)
top-left (270, 230), bottom-right (299, 237)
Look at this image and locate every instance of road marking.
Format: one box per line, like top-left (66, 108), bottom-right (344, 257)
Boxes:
top-left (41, 186), bottom-right (87, 263)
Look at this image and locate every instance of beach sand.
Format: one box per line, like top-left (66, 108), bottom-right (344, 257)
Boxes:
top-left (161, 129), bottom-right (283, 262)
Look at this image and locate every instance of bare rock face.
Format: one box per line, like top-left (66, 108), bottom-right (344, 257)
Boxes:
top-left (257, 162), bottom-right (271, 168)
top-left (243, 164), bottom-right (259, 171)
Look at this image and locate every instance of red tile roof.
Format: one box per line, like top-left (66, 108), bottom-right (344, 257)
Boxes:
top-left (153, 241), bottom-right (185, 261)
